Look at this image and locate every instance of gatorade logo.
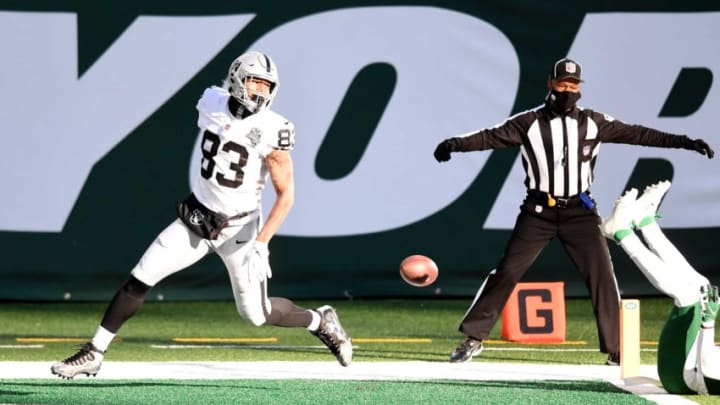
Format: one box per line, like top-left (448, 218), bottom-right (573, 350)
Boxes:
top-left (624, 301), bottom-right (639, 310)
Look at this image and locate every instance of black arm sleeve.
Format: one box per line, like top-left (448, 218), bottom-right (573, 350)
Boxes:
top-left (453, 112), bottom-right (533, 152)
top-left (592, 111), bottom-right (691, 148)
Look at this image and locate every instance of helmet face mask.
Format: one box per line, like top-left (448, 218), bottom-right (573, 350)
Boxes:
top-left (226, 51), bottom-right (279, 113)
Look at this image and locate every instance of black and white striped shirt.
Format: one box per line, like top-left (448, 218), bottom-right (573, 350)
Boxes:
top-left (453, 103), bottom-right (692, 198)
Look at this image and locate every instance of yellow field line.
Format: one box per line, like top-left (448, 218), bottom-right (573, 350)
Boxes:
top-left (483, 339), bottom-right (588, 345)
top-left (352, 338), bottom-right (432, 343)
top-left (16, 337), bottom-right (99, 343)
top-left (172, 337), bottom-right (278, 343)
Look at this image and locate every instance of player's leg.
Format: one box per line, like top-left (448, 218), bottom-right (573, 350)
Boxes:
top-left (665, 285), bottom-right (720, 395)
top-left (216, 218), bottom-right (273, 326)
top-left (265, 295), bottom-right (353, 367)
top-left (634, 180), bottom-right (709, 294)
top-left (559, 206), bottom-right (619, 363)
top-left (656, 302), bottom-right (703, 394)
top-left (51, 219), bottom-right (211, 379)
top-left (603, 190), bottom-right (703, 390)
top-left (635, 182), bottom-right (716, 393)
top-left (600, 189), bottom-right (695, 307)
top-left (602, 186), bottom-right (708, 393)
top-left (698, 285), bottom-right (720, 394)
top-left (107, 218), bottom-right (211, 336)
top-left (453, 202), bottom-right (556, 362)
top-left (217, 220), bottom-right (352, 366)
top-left (699, 344), bottom-right (720, 395)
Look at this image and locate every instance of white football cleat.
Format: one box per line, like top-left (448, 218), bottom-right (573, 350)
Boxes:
top-left (51, 342), bottom-right (105, 379)
top-left (633, 180), bottom-right (671, 228)
top-left (601, 188), bottom-right (638, 242)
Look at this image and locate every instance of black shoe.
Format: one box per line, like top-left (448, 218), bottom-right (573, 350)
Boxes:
top-left (449, 337), bottom-right (483, 363)
top-left (311, 305), bottom-right (352, 366)
top-left (606, 352), bottom-right (620, 366)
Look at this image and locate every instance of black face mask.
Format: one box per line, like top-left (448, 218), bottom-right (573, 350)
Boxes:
top-left (548, 90), bottom-right (581, 112)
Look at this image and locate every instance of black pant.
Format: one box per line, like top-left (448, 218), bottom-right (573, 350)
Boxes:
top-left (459, 197), bottom-right (620, 354)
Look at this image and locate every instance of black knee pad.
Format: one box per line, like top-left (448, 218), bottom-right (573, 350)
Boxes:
top-left (121, 276), bottom-right (150, 300)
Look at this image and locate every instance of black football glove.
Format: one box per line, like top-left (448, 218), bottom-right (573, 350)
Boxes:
top-left (689, 138), bottom-right (714, 159)
top-left (434, 138), bottom-right (459, 162)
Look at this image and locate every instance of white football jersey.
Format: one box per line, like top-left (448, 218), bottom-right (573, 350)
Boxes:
top-left (192, 86), bottom-right (295, 217)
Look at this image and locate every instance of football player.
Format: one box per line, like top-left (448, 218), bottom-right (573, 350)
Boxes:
top-left (51, 51), bottom-right (352, 379)
top-left (601, 180), bottom-right (720, 395)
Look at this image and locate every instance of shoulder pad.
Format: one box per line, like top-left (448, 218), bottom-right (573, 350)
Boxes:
top-left (257, 110), bottom-right (295, 151)
top-left (197, 86), bottom-right (229, 114)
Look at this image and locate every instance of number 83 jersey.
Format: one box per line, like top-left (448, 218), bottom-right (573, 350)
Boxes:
top-left (192, 86), bottom-right (295, 217)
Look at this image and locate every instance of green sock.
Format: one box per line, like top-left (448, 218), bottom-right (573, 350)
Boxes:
top-left (635, 213), bottom-right (662, 229)
top-left (613, 229), bottom-right (633, 242)
top-left (636, 215), bottom-right (655, 228)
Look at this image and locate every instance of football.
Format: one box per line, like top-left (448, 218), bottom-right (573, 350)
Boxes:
top-left (399, 254), bottom-right (439, 287)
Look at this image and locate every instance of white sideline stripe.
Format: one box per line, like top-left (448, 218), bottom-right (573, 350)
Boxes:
top-left (0, 345), bottom-right (43, 349)
top-left (0, 361), bottom-right (693, 405)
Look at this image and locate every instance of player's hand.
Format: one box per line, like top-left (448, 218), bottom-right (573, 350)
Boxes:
top-left (434, 138), bottom-right (458, 162)
top-left (243, 240), bottom-right (272, 283)
top-left (689, 138), bottom-right (714, 159)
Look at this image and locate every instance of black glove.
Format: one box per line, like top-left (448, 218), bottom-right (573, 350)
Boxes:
top-left (434, 138), bottom-right (459, 162)
top-left (688, 138), bottom-right (714, 159)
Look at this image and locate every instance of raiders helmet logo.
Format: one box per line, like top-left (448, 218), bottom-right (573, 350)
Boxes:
top-left (565, 62), bottom-right (577, 73)
top-left (189, 209), bottom-right (205, 225)
top-left (246, 128), bottom-right (262, 146)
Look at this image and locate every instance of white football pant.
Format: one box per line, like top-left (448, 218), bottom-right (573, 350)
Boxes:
top-left (130, 216), bottom-right (271, 326)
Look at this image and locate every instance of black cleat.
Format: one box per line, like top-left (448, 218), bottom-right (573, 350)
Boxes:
top-left (311, 305), bottom-right (352, 366)
top-left (450, 337), bottom-right (483, 363)
top-left (606, 352), bottom-right (620, 366)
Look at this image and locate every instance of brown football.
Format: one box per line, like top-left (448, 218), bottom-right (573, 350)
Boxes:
top-left (399, 255), bottom-right (439, 287)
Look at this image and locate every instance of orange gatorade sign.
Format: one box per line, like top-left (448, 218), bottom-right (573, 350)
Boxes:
top-left (501, 282), bottom-right (566, 343)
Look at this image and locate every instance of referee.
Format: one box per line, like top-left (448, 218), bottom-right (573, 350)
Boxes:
top-left (433, 57), bottom-right (714, 365)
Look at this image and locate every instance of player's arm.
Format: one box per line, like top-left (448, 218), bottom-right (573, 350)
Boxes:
top-left (255, 149), bottom-right (294, 244)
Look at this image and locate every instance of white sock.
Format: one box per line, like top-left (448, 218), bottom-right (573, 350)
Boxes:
top-left (306, 310), bottom-right (321, 332)
top-left (91, 326), bottom-right (115, 352)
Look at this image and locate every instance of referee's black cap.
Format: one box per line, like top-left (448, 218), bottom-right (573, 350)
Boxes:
top-left (550, 58), bottom-right (582, 82)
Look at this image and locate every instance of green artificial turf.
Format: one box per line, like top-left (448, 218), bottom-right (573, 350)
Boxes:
top-left (4, 298), bottom-right (720, 404)
top-left (0, 379), bottom-right (654, 405)
top-left (0, 298), bottom-right (671, 364)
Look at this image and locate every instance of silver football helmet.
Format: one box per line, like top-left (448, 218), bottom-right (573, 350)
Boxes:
top-left (225, 51), bottom-right (279, 113)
